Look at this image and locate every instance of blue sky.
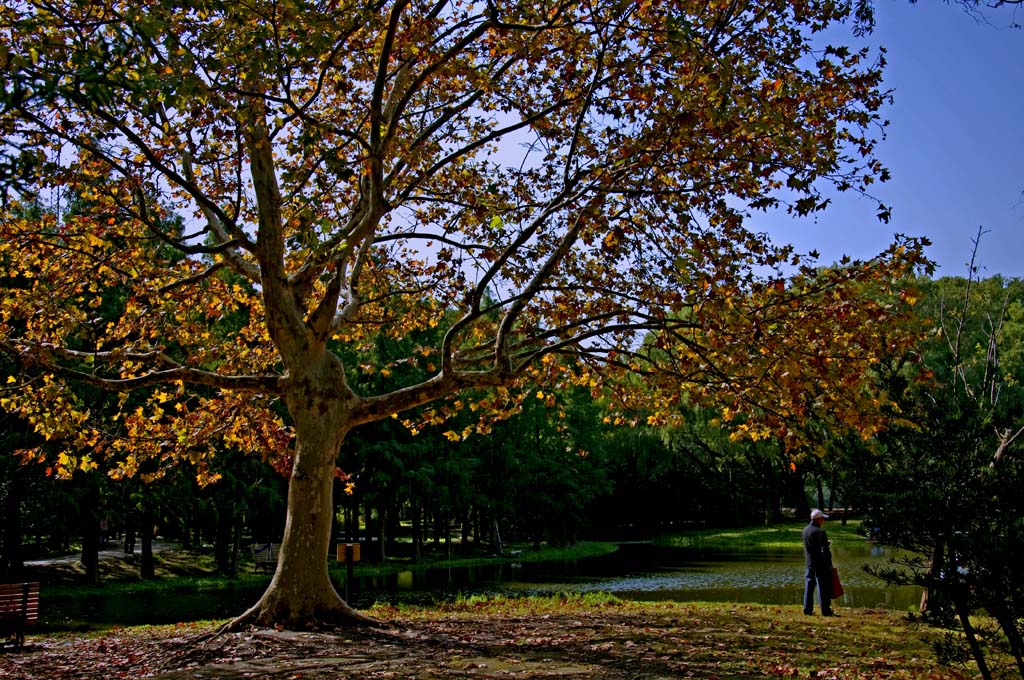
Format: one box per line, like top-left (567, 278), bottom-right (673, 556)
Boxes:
top-left (755, 1), bottom-right (1023, 279)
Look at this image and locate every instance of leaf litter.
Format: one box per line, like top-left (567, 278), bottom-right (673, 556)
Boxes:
top-left (0, 600), bottom-right (972, 679)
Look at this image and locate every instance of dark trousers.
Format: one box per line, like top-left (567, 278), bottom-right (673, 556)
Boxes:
top-left (804, 565), bottom-right (832, 614)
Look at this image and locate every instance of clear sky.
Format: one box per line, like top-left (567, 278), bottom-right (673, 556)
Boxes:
top-left (755, 1), bottom-right (1024, 279)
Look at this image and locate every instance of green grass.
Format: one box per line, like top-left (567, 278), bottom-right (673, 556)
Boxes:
top-left (9, 595), bottom-right (981, 679)
top-left (366, 594), bottom-right (978, 679)
top-left (655, 518), bottom-right (866, 551)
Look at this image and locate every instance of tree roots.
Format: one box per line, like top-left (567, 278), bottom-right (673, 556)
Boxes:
top-left (215, 595), bottom-right (384, 636)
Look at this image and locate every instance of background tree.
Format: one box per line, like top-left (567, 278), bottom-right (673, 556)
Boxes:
top-left (858, 245), bottom-right (1024, 678)
top-left (1, 0), bottom-right (928, 629)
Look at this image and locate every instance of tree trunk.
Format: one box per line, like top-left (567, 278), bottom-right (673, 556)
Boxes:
top-left (954, 591), bottom-right (992, 680)
top-left (232, 514), bottom-right (241, 575)
top-left (123, 518), bottom-right (136, 555)
top-left (80, 478), bottom-right (101, 586)
top-left (140, 501), bottom-right (156, 580)
top-left (193, 502), bottom-right (204, 550)
top-left (763, 459), bottom-right (776, 526)
top-left (223, 373), bottom-right (377, 630)
top-left (214, 502), bottom-right (236, 577)
top-left (330, 477), bottom-right (343, 560)
top-left (412, 504), bottom-right (422, 562)
top-left (178, 498), bottom-right (192, 550)
top-left (920, 542), bottom-right (944, 613)
top-left (992, 605), bottom-right (1024, 679)
top-left (389, 502), bottom-right (401, 557)
top-left (344, 502), bottom-right (360, 544)
top-left (377, 503), bottom-right (387, 562)
top-left (1, 475), bottom-right (24, 582)
top-left (789, 466), bottom-right (810, 521)
top-left (445, 513), bottom-right (453, 555)
top-left (460, 510), bottom-right (470, 552)
top-left (366, 500), bottom-right (377, 561)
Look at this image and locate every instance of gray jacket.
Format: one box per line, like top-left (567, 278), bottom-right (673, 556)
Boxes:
top-left (802, 521), bottom-right (832, 570)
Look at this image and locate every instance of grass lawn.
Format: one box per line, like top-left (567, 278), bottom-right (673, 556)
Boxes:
top-left (0, 594), bottom-right (981, 679)
top-left (655, 518), bottom-right (868, 551)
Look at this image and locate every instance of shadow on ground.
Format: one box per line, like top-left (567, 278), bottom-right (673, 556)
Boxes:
top-left (0, 603), bottom-right (965, 679)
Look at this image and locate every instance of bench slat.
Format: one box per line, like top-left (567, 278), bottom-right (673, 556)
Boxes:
top-left (0, 583), bottom-right (40, 647)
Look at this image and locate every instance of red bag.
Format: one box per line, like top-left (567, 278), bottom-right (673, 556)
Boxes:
top-left (831, 567), bottom-right (844, 598)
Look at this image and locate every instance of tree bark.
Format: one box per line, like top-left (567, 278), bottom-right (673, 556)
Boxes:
top-left (140, 502), bottom-right (155, 579)
top-left (80, 478), bottom-right (100, 586)
top-left (223, 358), bottom-right (379, 630)
top-left (214, 501), bottom-right (236, 576)
top-left (919, 542), bottom-right (944, 613)
top-left (0, 474), bottom-right (24, 582)
top-left (134, 483), bottom-right (157, 580)
top-left (224, 428), bottom-right (375, 628)
top-left (412, 504), bottom-right (422, 562)
top-left (954, 591), bottom-right (992, 680)
top-left (350, 504), bottom-right (361, 544)
top-left (123, 519), bottom-right (136, 555)
top-left (377, 503), bottom-right (387, 562)
top-left (993, 607), bottom-right (1024, 679)
top-left (460, 510), bottom-right (470, 552)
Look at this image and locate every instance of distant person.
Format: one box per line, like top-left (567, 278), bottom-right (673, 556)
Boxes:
top-left (803, 508), bottom-right (836, 616)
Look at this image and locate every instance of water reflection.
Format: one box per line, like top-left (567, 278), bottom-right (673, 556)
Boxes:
top-left (357, 541), bottom-right (920, 611)
top-left (40, 540), bottom-right (920, 630)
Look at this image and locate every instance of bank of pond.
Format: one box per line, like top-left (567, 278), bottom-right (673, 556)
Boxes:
top-left (37, 520), bottom-right (920, 631)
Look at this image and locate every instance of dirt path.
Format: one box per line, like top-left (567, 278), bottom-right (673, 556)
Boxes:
top-left (23, 541), bottom-right (179, 568)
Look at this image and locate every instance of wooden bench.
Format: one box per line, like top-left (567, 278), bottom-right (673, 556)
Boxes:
top-left (0, 582), bottom-right (40, 648)
top-left (250, 543), bottom-right (280, 573)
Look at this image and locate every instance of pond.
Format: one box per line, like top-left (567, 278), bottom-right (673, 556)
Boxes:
top-left (359, 540), bottom-right (920, 610)
top-left (40, 540), bottom-right (920, 630)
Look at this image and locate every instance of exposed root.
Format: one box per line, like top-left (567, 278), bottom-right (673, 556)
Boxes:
top-left (214, 594), bottom-right (384, 635)
top-left (216, 602), bottom-right (261, 635)
top-left (334, 600), bottom-right (385, 627)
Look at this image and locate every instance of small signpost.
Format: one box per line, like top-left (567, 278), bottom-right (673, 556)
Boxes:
top-left (336, 543), bottom-right (360, 604)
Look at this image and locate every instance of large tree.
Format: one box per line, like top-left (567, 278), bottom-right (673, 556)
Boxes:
top-left (1, 0), bottom-right (927, 629)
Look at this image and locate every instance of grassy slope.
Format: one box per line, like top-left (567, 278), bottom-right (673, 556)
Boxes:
top-left (374, 593), bottom-right (968, 679)
top-left (655, 519), bottom-right (867, 551)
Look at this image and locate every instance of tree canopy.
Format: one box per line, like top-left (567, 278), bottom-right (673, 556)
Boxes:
top-left (1, 0), bottom-right (928, 629)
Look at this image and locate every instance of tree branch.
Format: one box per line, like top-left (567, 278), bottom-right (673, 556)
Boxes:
top-left (2, 340), bottom-right (281, 394)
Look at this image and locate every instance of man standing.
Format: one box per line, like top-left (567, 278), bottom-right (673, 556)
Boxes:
top-left (803, 508), bottom-right (836, 616)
